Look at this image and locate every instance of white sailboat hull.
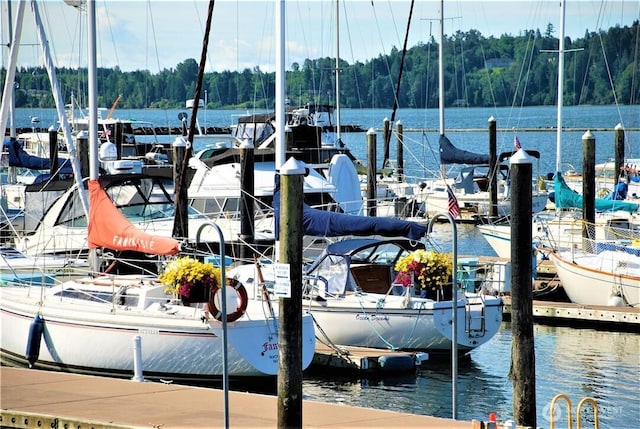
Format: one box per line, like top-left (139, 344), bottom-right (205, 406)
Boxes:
top-left (478, 211), bottom-right (640, 259)
top-left (549, 249), bottom-right (640, 307)
top-left (232, 263), bottom-right (503, 353)
top-left (0, 280), bottom-right (316, 379)
top-left (305, 294), bottom-right (503, 352)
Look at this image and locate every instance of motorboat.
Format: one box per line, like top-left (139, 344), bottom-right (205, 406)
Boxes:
top-left (15, 173), bottom-right (276, 267)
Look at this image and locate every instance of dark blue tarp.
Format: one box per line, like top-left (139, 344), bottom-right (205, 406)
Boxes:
top-left (7, 139), bottom-right (51, 169)
top-left (273, 175), bottom-right (427, 240)
top-left (439, 134), bottom-right (490, 165)
top-left (6, 139), bottom-right (72, 173)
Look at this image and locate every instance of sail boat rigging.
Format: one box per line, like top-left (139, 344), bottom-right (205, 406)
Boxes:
top-left (382, 0), bottom-right (414, 170)
top-left (412, 0), bottom-right (548, 220)
top-left (173, 0), bottom-right (215, 240)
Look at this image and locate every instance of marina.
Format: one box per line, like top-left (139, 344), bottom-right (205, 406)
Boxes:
top-left (2, 321), bottom-right (637, 428)
top-left (2, 109), bottom-right (639, 428)
top-left (1, 0), bottom-right (638, 426)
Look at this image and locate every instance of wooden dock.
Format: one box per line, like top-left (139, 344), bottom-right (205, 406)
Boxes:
top-left (0, 366), bottom-right (474, 428)
top-left (502, 296), bottom-right (640, 331)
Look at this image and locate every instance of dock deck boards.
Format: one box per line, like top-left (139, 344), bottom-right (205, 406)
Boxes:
top-left (0, 367), bottom-right (472, 428)
top-left (502, 296), bottom-right (640, 330)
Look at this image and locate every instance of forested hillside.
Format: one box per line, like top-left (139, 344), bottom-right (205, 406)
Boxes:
top-left (3, 21), bottom-right (638, 110)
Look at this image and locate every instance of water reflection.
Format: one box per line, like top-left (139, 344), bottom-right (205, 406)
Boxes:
top-left (303, 324), bottom-right (639, 428)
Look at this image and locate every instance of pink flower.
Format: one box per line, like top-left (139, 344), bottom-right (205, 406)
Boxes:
top-left (393, 271), bottom-right (413, 287)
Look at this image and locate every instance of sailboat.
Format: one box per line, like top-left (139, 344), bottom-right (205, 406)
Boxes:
top-left (477, 0), bottom-right (640, 262)
top-left (188, 0), bottom-right (367, 223)
top-left (406, 0), bottom-right (549, 221)
top-left (223, 169), bottom-right (505, 354)
top-left (475, 2), bottom-right (640, 308)
top-left (0, 0), bottom-right (315, 379)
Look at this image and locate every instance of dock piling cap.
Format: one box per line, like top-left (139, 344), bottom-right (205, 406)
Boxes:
top-left (509, 149), bottom-right (533, 165)
top-left (173, 136), bottom-right (187, 147)
top-left (280, 157), bottom-right (306, 176)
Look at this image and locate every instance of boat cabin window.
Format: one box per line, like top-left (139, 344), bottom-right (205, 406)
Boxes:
top-left (107, 177), bottom-right (186, 220)
top-left (54, 288), bottom-right (140, 306)
top-left (56, 189), bottom-right (89, 227)
top-left (350, 242), bottom-right (407, 265)
top-left (191, 196), bottom-right (239, 217)
top-left (234, 122), bottom-right (274, 146)
top-left (307, 254), bottom-right (352, 296)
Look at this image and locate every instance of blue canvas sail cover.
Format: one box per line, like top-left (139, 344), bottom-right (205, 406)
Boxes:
top-left (273, 175), bottom-right (427, 240)
top-left (5, 138), bottom-right (72, 173)
top-left (439, 134), bottom-right (490, 165)
top-left (553, 172), bottom-right (638, 213)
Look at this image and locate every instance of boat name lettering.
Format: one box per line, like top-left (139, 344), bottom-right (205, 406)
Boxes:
top-left (138, 328), bottom-right (159, 334)
top-left (112, 235), bottom-right (156, 251)
top-left (262, 342), bottom-right (278, 353)
top-left (355, 314), bottom-right (389, 321)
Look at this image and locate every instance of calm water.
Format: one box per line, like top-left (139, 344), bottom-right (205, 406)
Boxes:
top-left (11, 104), bottom-right (640, 182)
top-left (10, 105), bottom-right (640, 428)
top-left (303, 324), bottom-right (640, 429)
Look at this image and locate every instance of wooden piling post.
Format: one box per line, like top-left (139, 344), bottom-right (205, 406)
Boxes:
top-left (48, 125), bottom-right (59, 180)
top-left (172, 136), bottom-right (188, 240)
top-left (510, 150), bottom-right (536, 429)
top-left (396, 120), bottom-right (404, 183)
top-left (367, 128), bottom-right (377, 217)
top-left (488, 117), bottom-right (497, 218)
top-left (113, 121), bottom-right (123, 159)
top-left (582, 130), bottom-right (596, 248)
top-left (614, 123), bottom-right (625, 184)
top-left (76, 131), bottom-right (89, 179)
top-left (382, 117), bottom-right (390, 169)
top-left (277, 157), bottom-right (305, 429)
top-left (239, 140), bottom-right (255, 262)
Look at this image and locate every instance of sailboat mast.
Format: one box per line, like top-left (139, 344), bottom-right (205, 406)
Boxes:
top-left (555, 0), bottom-right (566, 174)
top-left (5, 1), bottom-right (16, 139)
top-left (438, 0), bottom-right (445, 136)
top-left (0, 0), bottom-right (24, 141)
top-left (275, 0), bottom-right (286, 170)
top-left (30, 1), bottom-right (88, 215)
top-left (88, 0), bottom-right (99, 180)
top-left (335, 0), bottom-right (341, 143)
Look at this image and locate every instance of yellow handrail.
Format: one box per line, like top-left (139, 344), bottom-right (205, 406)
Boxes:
top-left (549, 394), bottom-right (600, 429)
top-left (576, 397), bottom-right (599, 429)
top-left (550, 393), bottom-right (573, 429)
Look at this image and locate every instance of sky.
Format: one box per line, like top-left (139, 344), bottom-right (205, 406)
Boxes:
top-left (2, 0), bottom-right (638, 73)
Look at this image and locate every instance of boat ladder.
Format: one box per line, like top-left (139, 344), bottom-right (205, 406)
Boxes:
top-left (464, 295), bottom-right (486, 337)
top-left (549, 393), bottom-right (600, 429)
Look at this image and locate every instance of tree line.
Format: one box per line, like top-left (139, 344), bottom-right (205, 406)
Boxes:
top-left (3, 20), bottom-right (638, 111)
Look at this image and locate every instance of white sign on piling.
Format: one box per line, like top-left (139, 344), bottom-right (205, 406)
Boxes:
top-left (273, 263), bottom-right (291, 298)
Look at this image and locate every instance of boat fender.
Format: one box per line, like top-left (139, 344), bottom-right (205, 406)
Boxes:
top-left (25, 314), bottom-right (45, 368)
top-left (377, 354), bottom-right (414, 372)
top-left (208, 277), bottom-right (249, 323)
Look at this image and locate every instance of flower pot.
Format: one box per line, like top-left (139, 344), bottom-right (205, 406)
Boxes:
top-left (416, 278), bottom-right (453, 301)
top-left (180, 282), bottom-right (210, 304)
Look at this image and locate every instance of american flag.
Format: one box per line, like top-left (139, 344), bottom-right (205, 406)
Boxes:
top-left (514, 135), bottom-right (522, 150)
top-left (446, 185), bottom-right (461, 219)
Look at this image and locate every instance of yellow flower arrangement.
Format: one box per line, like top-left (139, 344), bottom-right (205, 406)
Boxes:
top-left (158, 256), bottom-right (221, 300)
top-left (394, 249), bottom-right (453, 291)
